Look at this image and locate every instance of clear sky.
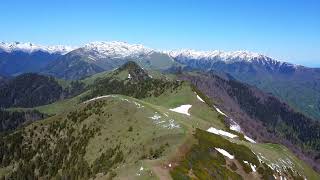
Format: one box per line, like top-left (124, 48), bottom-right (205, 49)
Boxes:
top-left (1, 0), bottom-right (319, 66)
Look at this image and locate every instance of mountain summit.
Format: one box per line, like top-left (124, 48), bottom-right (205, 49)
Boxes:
top-left (83, 41), bottom-right (153, 59)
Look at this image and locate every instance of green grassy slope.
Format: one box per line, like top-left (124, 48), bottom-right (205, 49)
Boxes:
top-left (1, 92), bottom-right (318, 179)
top-left (1, 62), bottom-right (318, 179)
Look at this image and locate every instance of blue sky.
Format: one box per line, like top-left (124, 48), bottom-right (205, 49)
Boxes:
top-left (1, 0), bottom-right (319, 66)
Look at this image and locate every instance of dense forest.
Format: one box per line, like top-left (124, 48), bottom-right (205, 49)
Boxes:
top-left (225, 76), bottom-right (320, 152)
top-left (0, 109), bottom-right (47, 132)
top-left (0, 73), bottom-right (84, 108)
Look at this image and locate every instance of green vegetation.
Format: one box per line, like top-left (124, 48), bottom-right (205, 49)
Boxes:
top-left (226, 78), bottom-right (320, 152)
top-left (82, 62), bottom-right (182, 102)
top-left (0, 62), bottom-right (318, 179)
top-left (170, 129), bottom-right (245, 180)
top-left (170, 129), bottom-right (313, 180)
top-left (0, 73), bottom-right (85, 109)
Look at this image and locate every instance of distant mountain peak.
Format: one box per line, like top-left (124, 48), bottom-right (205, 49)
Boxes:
top-left (83, 41), bottom-right (153, 59)
top-left (0, 42), bottom-right (75, 54)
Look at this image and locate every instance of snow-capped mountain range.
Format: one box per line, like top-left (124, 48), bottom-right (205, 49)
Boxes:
top-left (0, 41), bottom-right (282, 63)
top-left (0, 42), bottom-right (75, 54)
top-left (82, 41), bottom-right (281, 64)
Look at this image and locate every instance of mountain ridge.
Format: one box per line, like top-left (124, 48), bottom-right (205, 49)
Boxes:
top-left (1, 41), bottom-right (300, 67)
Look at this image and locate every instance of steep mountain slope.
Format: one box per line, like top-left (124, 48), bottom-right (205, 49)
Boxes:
top-left (0, 42), bottom-right (74, 76)
top-left (0, 62), bottom-right (318, 179)
top-left (179, 72), bottom-right (320, 172)
top-left (41, 52), bottom-right (106, 80)
top-left (170, 50), bottom-right (320, 121)
top-left (42, 41), bottom-right (176, 80)
top-left (0, 73), bottom-right (84, 108)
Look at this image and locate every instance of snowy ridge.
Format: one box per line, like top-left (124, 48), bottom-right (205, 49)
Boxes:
top-left (169, 49), bottom-right (267, 62)
top-left (0, 42), bottom-right (74, 54)
top-left (168, 49), bottom-right (294, 68)
top-left (83, 41), bottom-right (153, 59)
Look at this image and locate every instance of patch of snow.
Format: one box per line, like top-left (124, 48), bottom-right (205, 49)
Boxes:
top-left (149, 113), bottom-right (162, 120)
top-left (228, 119), bottom-right (256, 143)
top-left (244, 135), bottom-right (256, 143)
top-left (149, 112), bottom-right (180, 129)
top-left (229, 119), bottom-right (241, 132)
top-left (253, 151), bottom-right (299, 176)
top-left (169, 104), bottom-right (192, 116)
top-left (196, 95), bottom-right (205, 102)
top-left (83, 95), bottom-right (144, 108)
top-left (213, 106), bottom-right (228, 117)
top-left (207, 127), bottom-right (238, 138)
top-left (136, 166), bottom-right (144, 176)
top-left (83, 95), bottom-right (116, 103)
top-left (132, 101), bottom-right (144, 108)
top-left (250, 164), bottom-right (257, 172)
top-left (215, 148), bottom-right (234, 159)
top-left (243, 161), bottom-right (256, 172)
top-left (194, 92), bottom-right (205, 102)
top-left (164, 119), bottom-right (180, 129)
top-left (121, 98), bottom-right (130, 102)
